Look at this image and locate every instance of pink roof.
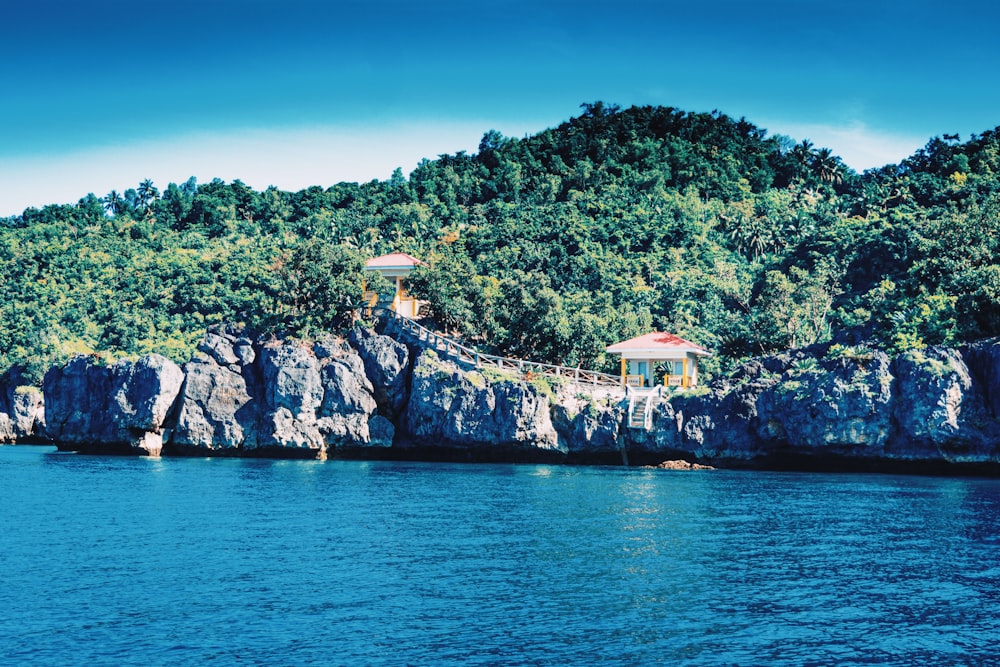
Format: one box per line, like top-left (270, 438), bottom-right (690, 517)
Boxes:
top-left (606, 332), bottom-right (710, 356)
top-left (365, 252), bottom-right (426, 269)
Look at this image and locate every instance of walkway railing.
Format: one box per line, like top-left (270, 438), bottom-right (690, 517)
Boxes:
top-left (365, 306), bottom-right (623, 390)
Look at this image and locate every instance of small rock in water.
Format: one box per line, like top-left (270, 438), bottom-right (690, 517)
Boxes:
top-left (645, 460), bottom-right (714, 470)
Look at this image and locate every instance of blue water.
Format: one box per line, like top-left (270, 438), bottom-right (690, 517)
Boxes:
top-left (2, 446), bottom-right (999, 666)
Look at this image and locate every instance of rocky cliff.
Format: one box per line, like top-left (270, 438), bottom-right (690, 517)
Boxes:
top-left (0, 368), bottom-right (45, 444)
top-left (166, 326), bottom-right (393, 458)
top-left (9, 326), bottom-right (1000, 473)
top-left (402, 349), bottom-right (563, 461)
top-left (618, 342), bottom-right (1000, 471)
top-left (43, 353), bottom-right (184, 455)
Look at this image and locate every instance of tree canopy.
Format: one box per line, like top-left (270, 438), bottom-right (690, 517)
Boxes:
top-left (4, 103), bottom-right (1000, 383)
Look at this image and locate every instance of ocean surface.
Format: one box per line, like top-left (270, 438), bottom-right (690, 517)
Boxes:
top-left (2, 445), bottom-right (999, 666)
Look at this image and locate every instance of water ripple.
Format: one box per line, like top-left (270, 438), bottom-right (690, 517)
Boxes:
top-left (1, 447), bottom-right (999, 665)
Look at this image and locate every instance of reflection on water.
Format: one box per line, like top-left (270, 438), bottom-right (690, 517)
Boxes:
top-left (2, 445), bottom-right (1000, 666)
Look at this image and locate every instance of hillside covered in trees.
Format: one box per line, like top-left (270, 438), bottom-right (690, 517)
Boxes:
top-left (3, 103), bottom-right (1000, 383)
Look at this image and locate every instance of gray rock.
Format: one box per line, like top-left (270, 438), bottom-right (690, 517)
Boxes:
top-left (234, 337), bottom-right (256, 366)
top-left (404, 351), bottom-right (561, 454)
top-left (312, 334), bottom-right (348, 360)
top-left (171, 332), bottom-right (385, 456)
top-left (198, 331), bottom-right (241, 367)
top-left (172, 356), bottom-right (257, 452)
top-left (109, 354), bottom-right (184, 433)
top-left (260, 344), bottom-right (324, 420)
top-left (349, 327), bottom-right (410, 419)
top-left (755, 352), bottom-right (893, 457)
top-left (890, 347), bottom-right (1000, 461)
top-left (254, 340), bottom-right (386, 454)
top-left (444, 380), bottom-right (559, 449)
top-left (404, 350), bottom-right (469, 441)
top-left (43, 356), bottom-right (118, 446)
top-left (658, 379), bottom-right (776, 461)
top-left (552, 398), bottom-right (623, 458)
top-left (320, 358), bottom-right (377, 416)
top-left (963, 338), bottom-right (1000, 416)
top-left (0, 371), bottom-right (45, 444)
top-left (367, 415), bottom-right (395, 447)
top-left (253, 344), bottom-right (325, 453)
top-left (43, 354), bottom-right (183, 454)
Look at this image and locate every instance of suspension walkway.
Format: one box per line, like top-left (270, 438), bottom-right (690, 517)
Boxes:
top-left (366, 306), bottom-right (625, 391)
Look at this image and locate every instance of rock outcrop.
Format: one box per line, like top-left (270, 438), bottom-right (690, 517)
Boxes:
top-left (349, 327), bottom-right (410, 419)
top-left (171, 327), bottom-right (389, 458)
top-left (0, 369), bottom-right (45, 444)
top-left (172, 342), bottom-right (259, 453)
top-left (19, 323), bottom-right (1000, 472)
top-left (621, 344), bottom-right (1000, 470)
top-left (889, 346), bottom-right (1000, 461)
top-left (755, 351), bottom-right (894, 457)
top-left (402, 350), bottom-right (562, 460)
top-left (43, 354), bottom-right (183, 454)
top-left (551, 396), bottom-right (624, 463)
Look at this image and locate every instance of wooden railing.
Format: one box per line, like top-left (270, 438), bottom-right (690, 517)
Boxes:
top-left (365, 306), bottom-right (623, 390)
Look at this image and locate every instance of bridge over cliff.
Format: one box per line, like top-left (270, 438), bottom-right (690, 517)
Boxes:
top-left (367, 307), bottom-right (625, 392)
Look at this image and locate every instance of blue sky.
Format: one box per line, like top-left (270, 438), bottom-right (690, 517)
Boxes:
top-left (2, 0), bottom-right (999, 216)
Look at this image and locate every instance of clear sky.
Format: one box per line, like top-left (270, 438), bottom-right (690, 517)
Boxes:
top-left (2, 0), bottom-right (999, 216)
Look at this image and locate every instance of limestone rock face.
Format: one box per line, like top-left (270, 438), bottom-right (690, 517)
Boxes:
top-left (0, 370), bottom-right (46, 444)
top-left (199, 331), bottom-right (241, 367)
top-left (889, 347), bottom-right (1000, 461)
top-left (316, 352), bottom-right (385, 449)
top-left (29, 322), bottom-right (1000, 469)
top-left (755, 352), bottom-right (894, 457)
top-left (403, 351), bottom-right (562, 457)
top-left (110, 354), bottom-right (185, 433)
top-left (645, 375), bottom-right (779, 463)
top-left (172, 329), bottom-right (385, 456)
top-left (445, 380), bottom-right (558, 447)
top-left (552, 398), bottom-right (623, 460)
top-left (43, 354), bottom-right (183, 454)
top-left (404, 351), bottom-right (475, 442)
top-left (43, 356), bottom-right (117, 447)
top-left (172, 354), bottom-right (258, 452)
top-left (254, 344), bottom-right (326, 452)
top-left (349, 327), bottom-right (410, 419)
top-left (963, 339), bottom-right (1000, 417)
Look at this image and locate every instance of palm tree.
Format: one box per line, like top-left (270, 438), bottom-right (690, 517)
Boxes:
top-left (137, 179), bottom-right (159, 214)
top-left (791, 139), bottom-right (814, 168)
top-left (814, 149), bottom-right (844, 185)
top-left (103, 190), bottom-right (122, 216)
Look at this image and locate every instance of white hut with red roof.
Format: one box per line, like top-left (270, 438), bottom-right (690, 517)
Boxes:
top-left (606, 332), bottom-right (711, 388)
top-left (363, 252), bottom-right (427, 318)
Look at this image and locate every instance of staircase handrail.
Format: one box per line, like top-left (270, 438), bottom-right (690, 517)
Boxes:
top-left (364, 306), bottom-right (623, 388)
top-left (643, 386), bottom-right (659, 430)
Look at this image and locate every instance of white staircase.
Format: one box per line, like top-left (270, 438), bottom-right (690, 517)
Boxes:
top-left (627, 389), bottom-right (658, 431)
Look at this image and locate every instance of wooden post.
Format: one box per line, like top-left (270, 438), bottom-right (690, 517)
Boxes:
top-left (620, 357), bottom-right (627, 386)
top-left (682, 357), bottom-right (689, 388)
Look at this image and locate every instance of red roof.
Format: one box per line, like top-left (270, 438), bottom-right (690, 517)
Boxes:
top-left (606, 332), bottom-right (710, 355)
top-left (365, 252), bottom-right (425, 269)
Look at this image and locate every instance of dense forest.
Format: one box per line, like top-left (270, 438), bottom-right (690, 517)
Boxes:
top-left (4, 102), bottom-right (1000, 383)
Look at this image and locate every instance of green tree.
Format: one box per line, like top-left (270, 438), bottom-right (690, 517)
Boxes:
top-left (258, 240), bottom-right (382, 336)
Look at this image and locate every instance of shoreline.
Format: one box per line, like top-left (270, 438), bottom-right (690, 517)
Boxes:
top-left (5, 325), bottom-right (1000, 476)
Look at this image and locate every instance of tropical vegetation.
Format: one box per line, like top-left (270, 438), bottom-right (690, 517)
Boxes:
top-left (3, 103), bottom-right (999, 383)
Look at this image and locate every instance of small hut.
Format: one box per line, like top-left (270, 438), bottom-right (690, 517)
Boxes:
top-left (363, 252), bottom-right (427, 318)
top-left (606, 332), bottom-right (711, 388)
